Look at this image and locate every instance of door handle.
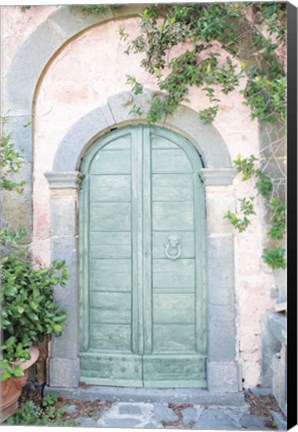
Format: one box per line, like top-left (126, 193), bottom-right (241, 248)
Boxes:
top-left (164, 235), bottom-right (181, 260)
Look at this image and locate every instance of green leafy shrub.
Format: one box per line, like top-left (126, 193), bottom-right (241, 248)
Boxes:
top-left (225, 155), bottom-right (286, 270)
top-left (0, 253), bottom-right (68, 381)
top-left (0, 118), bottom-right (68, 381)
top-left (4, 392), bottom-right (77, 426)
top-left (263, 246), bottom-right (286, 270)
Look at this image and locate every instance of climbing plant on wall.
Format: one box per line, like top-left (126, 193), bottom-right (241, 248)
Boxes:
top-left (70, 3), bottom-right (287, 269)
top-left (119, 2), bottom-right (286, 125)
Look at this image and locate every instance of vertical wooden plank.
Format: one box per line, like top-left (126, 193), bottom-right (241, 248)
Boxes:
top-left (194, 171), bottom-right (207, 355)
top-left (131, 126), bottom-right (144, 355)
top-left (143, 127), bottom-right (153, 354)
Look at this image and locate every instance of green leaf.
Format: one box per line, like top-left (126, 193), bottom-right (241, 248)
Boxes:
top-left (13, 366), bottom-right (25, 377)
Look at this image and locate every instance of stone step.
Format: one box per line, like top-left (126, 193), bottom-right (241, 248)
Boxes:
top-left (44, 385), bottom-right (246, 406)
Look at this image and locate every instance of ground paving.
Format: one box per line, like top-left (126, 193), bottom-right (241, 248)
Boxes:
top-left (71, 402), bottom-right (284, 430)
top-left (56, 387), bottom-right (287, 430)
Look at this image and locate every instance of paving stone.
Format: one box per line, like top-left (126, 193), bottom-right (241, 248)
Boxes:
top-left (194, 407), bottom-right (241, 430)
top-left (182, 406), bottom-right (197, 425)
top-left (143, 422), bottom-right (162, 428)
top-left (119, 403), bottom-right (143, 415)
top-left (76, 416), bottom-right (99, 427)
top-left (240, 413), bottom-right (272, 430)
top-left (101, 417), bottom-right (142, 427)
top-left (153, 404), bottom-right (178, 422)
top-left (65, 404), bottom-right (77, 414)
top-left (270, 410), bottom-right (287, 430)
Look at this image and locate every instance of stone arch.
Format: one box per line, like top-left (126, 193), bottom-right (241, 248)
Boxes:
top-left (1, 5), bottom-right (146, 237)
top-left (2, 4), bottom-right (234, 236)
top-left (52, 90), bottom-right (233, 174)
top-left (3, 5), bottom-right (240, 393)
top-left (3, 5), bottom-right (145, 115)
top-left (45, 91), bottom-right (240, 393)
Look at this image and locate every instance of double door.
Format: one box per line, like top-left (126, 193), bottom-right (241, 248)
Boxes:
top-left (79, 126), bottom-right (206, 387)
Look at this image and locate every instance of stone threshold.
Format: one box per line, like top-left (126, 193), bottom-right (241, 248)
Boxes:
top-left (44, 385), bottom-right (246, 406)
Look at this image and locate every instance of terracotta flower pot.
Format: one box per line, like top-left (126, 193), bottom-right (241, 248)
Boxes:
top-left (0, 345), bottom-right (39, 423)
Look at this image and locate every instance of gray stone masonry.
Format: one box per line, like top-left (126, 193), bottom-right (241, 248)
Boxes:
top-left (44, 386), bottom-right (246, 405)
top-left (42, 387), bottom-right (286, 430)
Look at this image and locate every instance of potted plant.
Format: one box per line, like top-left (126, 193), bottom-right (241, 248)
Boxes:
top-left (0, 118), bottom-right (68, 422)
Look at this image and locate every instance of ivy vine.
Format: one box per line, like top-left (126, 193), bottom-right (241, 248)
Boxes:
top-left (225, 155), bottom-right (286, 270)
top-left (21, 4), bottom-right (287, 270)
top-left (118, 2), bottom-right (286, 125)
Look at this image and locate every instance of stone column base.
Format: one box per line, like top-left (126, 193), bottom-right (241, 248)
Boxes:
top-left (207, 361), bottom-right (242, 393)
top-left (47, 358), bottom-right (80, 388)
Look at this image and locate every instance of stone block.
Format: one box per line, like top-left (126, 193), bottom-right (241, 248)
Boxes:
top-left (182, 407), bottom-right (199, 425)
top-left (207, 236), bottom-right (235, 305)
top-left (50, 197), bottom-right (78, 236)
top-left (4, 115), bottom-right (33, 162)
top-left (168, 106), bottom-right (231, 168)
top-left (77, 417), bottom-right (99, 427)
top-left (53, 108), bottom-right (111, 172)
top-left (268, 312), bottom-right (287, 343)
top-left (102, 417), bottom-right (142, 427)
top-left (208, 304), bottom-right (236, 361)
top-left (49, 5), bottom-right (114, 39)
top-left (51, 318), bottom-right (79, 360)
top-left (206, 194), bottom-right (235, 234)
top-left (51, 234), bottom-right (78, 267)
top-left (112, 4), bottom-right (145, 19)
top-left (65, 405), bottom-right (77, 414)
top-left (207, 362), bottom-right (242, 393)
top-left (48, 357), bottom-right (80, 388)
top-left (194, 407), bottom-right (242, 429)
top-left (240, 413), bottom-right (271, 430)
top-left (118, 404), bottom-right (142, 415)
top-left (3, 20), bottom-right (66, 115)
top-left (107, 91), bottom-right (141, 124)
top-left (201, 168), bottom-right (237, 185)
top-left (272, 345), bottom-right (287, 416)
top-left (46, 172), bottom-right (83, 190)
top-left (1, 159), bottom-right (32, 232)
top-left (153, 404), bottom-right (178, 422)
top-left (50, 236), bottom-right (79, 360)
top-left (270, 409), bottom-right (287, 430)
top-left (261, 314), bottom-right (281, 388)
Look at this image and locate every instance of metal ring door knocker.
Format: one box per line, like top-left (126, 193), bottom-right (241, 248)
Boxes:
top-left (164, 235), bottom-right (181, 260)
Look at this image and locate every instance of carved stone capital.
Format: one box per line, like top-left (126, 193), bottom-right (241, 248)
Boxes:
top-left (200, 168), bottom-right (237, 185)
top-left (45, 171), bottom-right (83, 190)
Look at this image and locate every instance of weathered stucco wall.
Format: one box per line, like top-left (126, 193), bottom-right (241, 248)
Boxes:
top-left (1, 5), bottom-right (278, 388)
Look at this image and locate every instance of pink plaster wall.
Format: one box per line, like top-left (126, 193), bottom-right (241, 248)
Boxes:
top-left (0, 5), bottom-right (57, 80)
top-left (2, 6), bottom-right (277, 388)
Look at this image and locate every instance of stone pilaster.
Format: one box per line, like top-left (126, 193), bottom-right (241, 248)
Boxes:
top-left (203, 169), bottom-right (241, 393)
top-left (45, 171), bottom-right (83, 387)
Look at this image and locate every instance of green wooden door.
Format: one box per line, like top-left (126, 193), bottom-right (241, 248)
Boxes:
top-left (79, 125), bottom-right (206, 387)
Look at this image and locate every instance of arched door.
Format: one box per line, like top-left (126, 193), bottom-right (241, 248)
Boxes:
top-left (79, 125), bottom-right (206, 387)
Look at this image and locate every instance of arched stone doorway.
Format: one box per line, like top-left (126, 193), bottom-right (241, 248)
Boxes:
top-left (45, 91), bottom-right (240, 393)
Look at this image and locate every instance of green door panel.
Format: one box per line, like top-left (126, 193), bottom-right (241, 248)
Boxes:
top-left (79, 125), bottom-right (206, 387)
top-left (90, 203), bottom-right (131, 231)
top-left (152, 174), bottom-right (193, 201)
top-left (153, 293), bottom-right (195, 324)
top-left (90, 175), bottom-right (131, 202)
top-left (90, 232), bottom-right (131, 259)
